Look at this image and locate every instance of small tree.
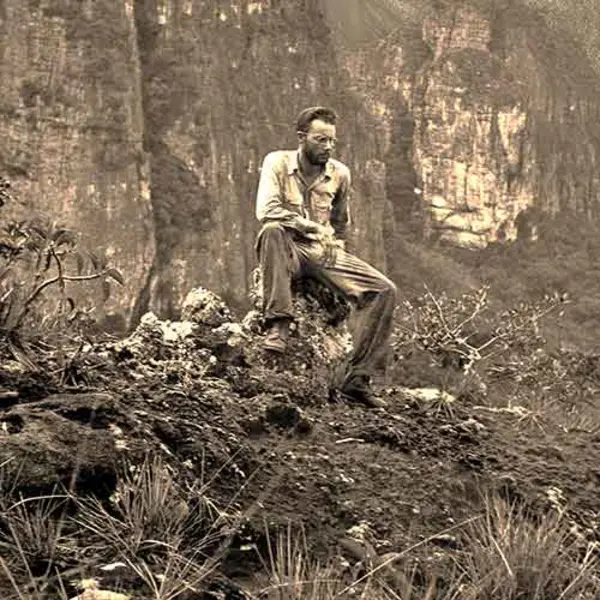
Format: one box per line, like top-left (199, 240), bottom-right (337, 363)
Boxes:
top-left (0, 176), bottom-right (123, 351)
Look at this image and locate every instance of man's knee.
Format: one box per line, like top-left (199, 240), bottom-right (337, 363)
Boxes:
top-left (260, 221), bottom-right (286, 237)
top-left (379, 276), bottom-right (397, 303)
top-left (256, 221), bottom-right (288, 257)
top-left (387, 279), bottom-right (398, 298)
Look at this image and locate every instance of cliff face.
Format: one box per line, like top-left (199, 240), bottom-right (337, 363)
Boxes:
top-left (133, 0), bottom-right (391, 316)
top-left (2, 0), bottom-right (600, 321)
top-left (0, 0), bottom-right (155, 324)
top-left (333, 1), bottom-right (600, 249)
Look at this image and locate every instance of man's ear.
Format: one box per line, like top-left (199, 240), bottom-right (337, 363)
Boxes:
top-left (297, 130), bottom-right (306, 144)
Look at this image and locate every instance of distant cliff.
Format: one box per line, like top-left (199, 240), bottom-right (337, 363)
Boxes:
top-left (1, 0), bottom-right (600, 323)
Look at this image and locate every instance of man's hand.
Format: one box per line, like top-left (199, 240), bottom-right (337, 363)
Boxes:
top-left (312, 223), bottom-right (334, 241)
top-left (307, 224), bottom-right (343, 266)
top-left (323, 238), bottom-right (345, 266)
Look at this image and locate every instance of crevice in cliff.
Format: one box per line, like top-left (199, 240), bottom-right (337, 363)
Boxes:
top-left (131, 0), bottom-right (213, 321)
top-left (384, 104), bottom-right (423, 246)
top-left (381, 31), bottom-right (432, 263)
top-left (128, 0), bottom-right (159, 324)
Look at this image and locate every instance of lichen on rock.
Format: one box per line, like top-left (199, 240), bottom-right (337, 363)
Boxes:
top-left (181, 286), bottom-right (234, 328)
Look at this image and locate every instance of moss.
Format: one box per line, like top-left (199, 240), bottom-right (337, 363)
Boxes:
top-left (37, 0), bottom-right (139, 174)
top-left (150, 141), bottom-right (212, 257)
top-left (0, 100), bottom-right (18, 118)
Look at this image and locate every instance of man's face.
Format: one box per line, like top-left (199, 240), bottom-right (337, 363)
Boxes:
top-left (299, 119), bottom-right (337, 166)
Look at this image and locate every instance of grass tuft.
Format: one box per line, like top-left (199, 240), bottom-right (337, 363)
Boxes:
top-left (456, 494), bottom-right (600, 600)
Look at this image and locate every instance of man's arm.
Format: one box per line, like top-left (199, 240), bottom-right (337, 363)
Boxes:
top-left (329, 167), bottom-right (352, 248)
top-left (256, 152), bottom-right (318, 235)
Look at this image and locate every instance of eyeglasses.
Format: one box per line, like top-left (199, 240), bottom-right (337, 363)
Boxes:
top-left (306, 134), bottom-right (337, 148)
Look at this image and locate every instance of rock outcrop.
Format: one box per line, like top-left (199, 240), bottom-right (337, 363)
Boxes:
top-left (0, 392), bottom-right (122, 497)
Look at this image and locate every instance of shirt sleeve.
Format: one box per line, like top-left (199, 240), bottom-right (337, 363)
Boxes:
top-left (255, 152), bottom-right (314, 234)
top-left (330, 167), bottom-right (351, 241)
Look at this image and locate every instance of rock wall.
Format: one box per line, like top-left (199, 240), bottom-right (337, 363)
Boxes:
top-left (415, 1), bottom-right (600, 246)
top-left (333, 1), bottom-right (600, 249)
top-left (2, 0), bottom-right (600, 322)
top-left (0, 0), bottom-right (155, 325)
top-left (133, 0), bottom-right (391, 317)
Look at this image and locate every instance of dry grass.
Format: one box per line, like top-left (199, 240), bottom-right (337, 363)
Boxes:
top-left (256, 523), bottom-right (343, 599)
top-left (1, 458), bottom-right (597, 600)
top-left (455, 495), bottom-right (600, 600)
top-left (251, 492), bottom-right (599, 600)
top-left (0, 455), bottom-right (230, 600)
top-left (0, 491), bottom-right (72, 600)
top-left (254, 521), bottom-right (472, 600)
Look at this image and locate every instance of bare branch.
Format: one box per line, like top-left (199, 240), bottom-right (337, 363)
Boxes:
top-left (13, 270), bottom-right (112, 329)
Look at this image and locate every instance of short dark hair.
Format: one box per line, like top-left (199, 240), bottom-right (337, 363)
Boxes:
top-left (296, 106), bottom-right (337, 133)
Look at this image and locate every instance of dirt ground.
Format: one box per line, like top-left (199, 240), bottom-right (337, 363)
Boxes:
top-left (0, 289), bottom-right (599, 596)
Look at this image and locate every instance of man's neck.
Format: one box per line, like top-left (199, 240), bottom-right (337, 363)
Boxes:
top-left (298, 150), bottom-right (324, 180)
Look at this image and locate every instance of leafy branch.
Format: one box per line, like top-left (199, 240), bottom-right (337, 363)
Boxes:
top-left (0, 178), bottom-right (125, 342)
top-left (11, 267), bottom-right (124, 330)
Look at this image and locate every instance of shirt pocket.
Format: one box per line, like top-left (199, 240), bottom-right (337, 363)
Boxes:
top-left (310, 188), bottom-right (335, 224)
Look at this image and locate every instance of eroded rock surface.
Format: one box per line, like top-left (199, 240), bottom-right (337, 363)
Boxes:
top-left (0, 393), bottom-right (122, 497)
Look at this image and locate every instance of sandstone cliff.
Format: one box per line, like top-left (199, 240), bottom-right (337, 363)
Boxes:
top-left (0, 0), bottom-right (155, 326)
top-left (2, 0), bottom-right (600, 323)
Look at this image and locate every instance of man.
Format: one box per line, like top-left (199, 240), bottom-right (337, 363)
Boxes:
top-left (255, 106), bottom-right (397, 408)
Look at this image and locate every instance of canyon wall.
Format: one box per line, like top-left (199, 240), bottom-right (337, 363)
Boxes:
top-left (133, 0), bottom-right (392, 316)
top-left (2, 0), bottom-right (600, 323)
top-left (332, 0), bottom-right (600, 249)
top-left (0, 0), bottom-right (155, 326)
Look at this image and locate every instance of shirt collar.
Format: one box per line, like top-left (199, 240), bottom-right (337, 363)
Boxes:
top-left (288, 150), bottom-right (333, 179)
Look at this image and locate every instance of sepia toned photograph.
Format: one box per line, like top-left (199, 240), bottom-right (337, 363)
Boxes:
top-left (0, 1), bottom-right (598, 598)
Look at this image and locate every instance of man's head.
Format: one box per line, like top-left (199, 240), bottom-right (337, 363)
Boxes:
top-left (296, 106), bottom-right (338, 166)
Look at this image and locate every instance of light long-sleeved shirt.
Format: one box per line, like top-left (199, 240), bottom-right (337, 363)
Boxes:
top-left (255, 150), bottom-right (351, 240)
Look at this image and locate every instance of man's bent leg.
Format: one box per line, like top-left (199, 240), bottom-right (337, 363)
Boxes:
top-left (256, 222), bottom-right (300, 322)
top-left (301, 245), bottom-right (397, 380)
top-left (256, 223), bottom-right (301, 353)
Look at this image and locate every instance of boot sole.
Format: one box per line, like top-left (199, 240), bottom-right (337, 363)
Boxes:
top-left (262, 341), bottom-right (287, 354)
top-left (338, 389), bottom-right (387, 409)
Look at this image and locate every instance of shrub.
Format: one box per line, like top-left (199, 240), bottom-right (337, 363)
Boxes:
top-left (0, 177), bottom-right (123, 357)
top-left (391, 285), bottom-right (567, 376)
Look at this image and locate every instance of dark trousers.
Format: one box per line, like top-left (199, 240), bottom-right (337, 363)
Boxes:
top-left (256, 222), bottom-right (397, 378)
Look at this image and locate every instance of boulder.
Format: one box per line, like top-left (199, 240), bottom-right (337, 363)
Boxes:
top-left (112, 278), bottom-right (354, 408)
top-left (246, 267), bottom-right (353, 366)
top-left (0, 393), bottom-right (123, 498)
top-left (181, 287), bottom-right (233, 327)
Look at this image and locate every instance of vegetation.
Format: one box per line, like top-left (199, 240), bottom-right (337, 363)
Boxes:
top-left (0, 456), bottom-right (597, 599)
top-left (0, 177), bottom-right (123, 362)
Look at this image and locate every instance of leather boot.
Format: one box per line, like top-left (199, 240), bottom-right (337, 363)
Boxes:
top-left (340, 373), bottom-right (387, 408)
top-left (262, 318), bottom-right (291, 354)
